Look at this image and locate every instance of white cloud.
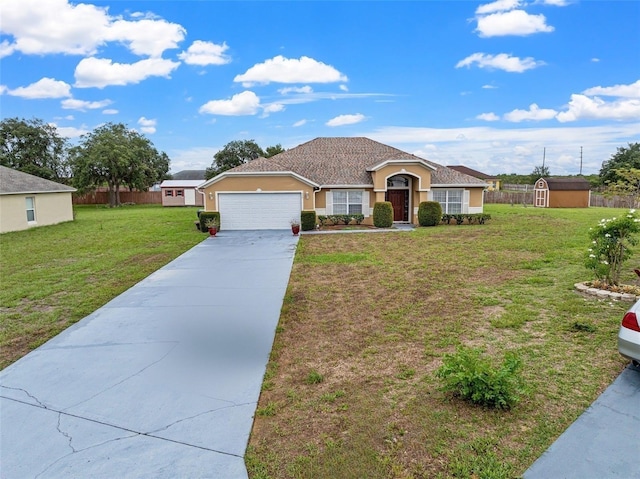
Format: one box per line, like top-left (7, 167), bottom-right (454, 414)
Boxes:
top-left (476, 10), bottom-right (554, 37)
top-left (138, 116), bottom-right (156, 134)
top-left (582, 79), bottom-right (640, 98)
top-left (261, 103), bottom-right (285, 117)
top-left (178, 40), bottom-right (231, 66)
top-left (591, 58), bottom-right (600, 63)
top-left (49, 122), bottom-right (90, 138)
top-left (326, 113), bottom-right (366, 127)
top-left (477, 112), bottom-right (500, 121)
top-left (540, 0), bottom-right (569, 5)
top-left (5, 77), bottom-right (71, 99)
top-left (105, 18), bottom-right (184, 58)
top-left (476, 0), bottom-right (521, 15)
top-left (278, 86), bottom-right (313, 95)
top-left (103, 109), bottom-right (119, 115)
top-left (504, 103), bottom-right (558, 122)
top-left (482, 84), bottom-right (498, 89)
top-left (234, 55), bottom-right (348, 87)
top-left (556, 94), bottom-right (640, 122)
top-left (199, 91), bottom-right (261, 116)
top-left (456, 53), bottom-right (544, 73)
top-left (61, 98), bottom-right (112, 111)
top-left (293, 119), bottom-right (307, 127)
top-left (0, 40), bottom-right (16, 58)
top-left (1, 0), bottom-right (185, 58)
top-left (168, 146), bottom-right (218, 172)
top-left (74, 57), bottom-right (180, 88)
top-left (339, 84), bottom-right (349, 92)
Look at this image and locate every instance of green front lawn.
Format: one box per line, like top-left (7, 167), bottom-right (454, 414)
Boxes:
top-left (0, 205), bottom-right (205, 369)
top-left (247, 204), bottom-right (638, 478)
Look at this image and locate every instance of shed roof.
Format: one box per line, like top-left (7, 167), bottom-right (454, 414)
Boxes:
top-left (160, 180), bottom-right (204, 188)
top-left (225, 137), bottom-right (485, 187)
top-left (171, 170), bottom-right (206, 180)
top-left (543, 177), bottom-right (591, 191)
top-left (0, 166), bottom-right (76, 195)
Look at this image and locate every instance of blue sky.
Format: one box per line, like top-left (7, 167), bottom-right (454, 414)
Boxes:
top-left (1, 0), bottom-right (638, 176)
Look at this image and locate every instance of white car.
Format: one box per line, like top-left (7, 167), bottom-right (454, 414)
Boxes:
top-left (618, 299), bottom-right (640, 367)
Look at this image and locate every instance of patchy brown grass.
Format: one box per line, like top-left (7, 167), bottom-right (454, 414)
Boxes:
top-left (247, 206), bottom-right (636, 479)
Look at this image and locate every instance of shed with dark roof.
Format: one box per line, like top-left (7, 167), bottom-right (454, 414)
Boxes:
top-left (534, 177), bottom-right (591, 208)
top-left (197, 137), bottom-right (487, 230)
top-left (0, 166), bottom-right (76, 233)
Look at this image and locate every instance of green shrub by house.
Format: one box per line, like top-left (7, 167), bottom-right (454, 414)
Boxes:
top-left (418, 201), bottom-right (442, 227)
top-left (436, 346), bottom-right (525, 410)
top-left (301, 210), bottom-right (317, 231)
top-left (373, 202), bottom-right (393, 228)
top-left (198, 211), bottom-right (221, 232)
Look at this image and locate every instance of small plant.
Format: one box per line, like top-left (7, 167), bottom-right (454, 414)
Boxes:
top-left (290, 218), bottom-right (300, 226)
top-left (373, 201), bottom-right (393, 228)
top-left (305, 369), bottom-right (324, 384)
top-left (418, 201), bottom-right (442, 227)
top-left (436, 346), bottom-right (525, 410)
top-left (256, 401), bottom-right (277, 417)
top-left (585, 209), bottom-right (640, 286)
top-left (204, 217), bottom-right (219, 228)
top-left (198, 211), bottom-right (220, 232)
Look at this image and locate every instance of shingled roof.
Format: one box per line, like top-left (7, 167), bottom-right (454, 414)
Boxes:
top-left (0, 166), bottom-right (76, 195)
top-left (543, 177), bottom-right (591, 191)
top-left (228, 137), bottom-right (485, 186)
top-left (171, 169), bottom-right (206, 181)
top-left (448, 165), bottom-right (497, 181)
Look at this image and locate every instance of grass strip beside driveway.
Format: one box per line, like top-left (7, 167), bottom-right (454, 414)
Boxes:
top-left (247, 205), bottom-right (638, 479)
top-left (0, 205), bottom-right (205, 369)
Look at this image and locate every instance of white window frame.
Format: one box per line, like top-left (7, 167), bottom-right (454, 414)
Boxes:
top-left (433, 189), bottom-right (463, 214)
top-left (332, 190), bottom-right (363, 215)
top-left (26, 196), bottom-right (36, 223)
top-left (326, 190), bottom-right (370, 217)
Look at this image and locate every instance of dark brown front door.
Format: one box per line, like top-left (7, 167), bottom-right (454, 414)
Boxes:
top-left (387, 190), bottom-right (408, 221)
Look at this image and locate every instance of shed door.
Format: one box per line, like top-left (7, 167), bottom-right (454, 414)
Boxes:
top-left (185, 189), bottom-right (196, 206)
top-left (218, 193), bottom-right (301, 230)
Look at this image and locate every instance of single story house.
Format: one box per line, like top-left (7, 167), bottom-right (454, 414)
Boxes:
top-left (448, 165), bottom-right (500, 191)
top-left (197, 137), bottom-right (488, 230)
top-left (160, 180), bottom-right (205, 207)
top-left (0, 165), bottom-right (76, 233)
top-left (534, 177), bottom-right (591, 208)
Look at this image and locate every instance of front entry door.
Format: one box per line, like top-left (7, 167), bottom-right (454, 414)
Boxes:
top-left (387, 190), bottom-right (409, 222)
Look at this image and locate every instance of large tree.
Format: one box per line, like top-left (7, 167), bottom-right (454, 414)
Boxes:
top-left (69, 123), bottom-right (170, 207)
top-left (264, 143), bottom-right (285, 158)
top-left (205, 140), bottom-right (265, 179)
top-left (0, 117), bottom-right (70, 182)
top-left (530, 165), bottom-right (550, 183)
top-left (600, 143), bottom-right (640, 185)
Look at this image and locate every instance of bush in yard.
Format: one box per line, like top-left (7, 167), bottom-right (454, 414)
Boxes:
top-left (373, 202), bottom-right (393, 228)
top-left (301, 210), bottom-right (316, 231)
top-left (418, 201), bottom-right (442, 226)
top-left (198, 211), bottom-right (221, 232)
top-left (436, 346), bottom-right (525, 410)
top-left (585, 209), bottom-right (640, 286)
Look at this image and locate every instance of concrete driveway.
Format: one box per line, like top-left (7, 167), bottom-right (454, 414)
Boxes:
top-left (525, 364), bottom-right (640, 478)
top-left (0, 230), bottom-right (298, 479)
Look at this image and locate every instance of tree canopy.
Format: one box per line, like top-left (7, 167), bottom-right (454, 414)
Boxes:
top-left (265, 144), bottom-right (285, 158)
top-left (0, 117), bottom-right (70, 182)
top-left (205, 140), bottom-right (266, 179)
top-left (69, 123), bottom-right (169, 207)
top-left (600, 143), bottom-right (640, 186)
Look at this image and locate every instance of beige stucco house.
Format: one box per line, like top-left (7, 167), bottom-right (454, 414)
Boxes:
top-left (0, 166), bottom-right (76, 233)
top-left (198, 138), bottom-right (487, 230)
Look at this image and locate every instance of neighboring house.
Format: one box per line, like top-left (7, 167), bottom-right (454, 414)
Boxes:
top-left (534, 177), bottom-right (591, 208)
top-left (0, 165), bottom-right (76, 233)
top-left (448, 165), bottom-right (500, 191)
top-left (160, 180), bottom-right (205, 207)
top-left (198, 137), bottom-right (488, 230)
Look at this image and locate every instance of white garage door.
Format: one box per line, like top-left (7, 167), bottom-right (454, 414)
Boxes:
top-left (218, 192), bottom-right (302, 230)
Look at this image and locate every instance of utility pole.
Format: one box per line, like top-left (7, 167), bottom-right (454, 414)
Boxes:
top-left (542, 147), bottom-right (546, 169)
top-left (580, 146), bottom-right (583, 175)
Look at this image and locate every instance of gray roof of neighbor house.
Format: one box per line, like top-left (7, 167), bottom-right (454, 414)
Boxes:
top-left (448, 165), bottom-right (498, 181)
top-left (228, 137), bottom-right (486, 186)
top-left (0, 166), bottom-right (76, 195)
top-left (543, 177), bottom-right (591, 191)
top-left (171, 170), bottom-right (206, 180)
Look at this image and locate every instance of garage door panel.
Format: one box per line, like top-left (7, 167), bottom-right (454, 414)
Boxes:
top-left (218, 193), bottom-right (301, 230)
